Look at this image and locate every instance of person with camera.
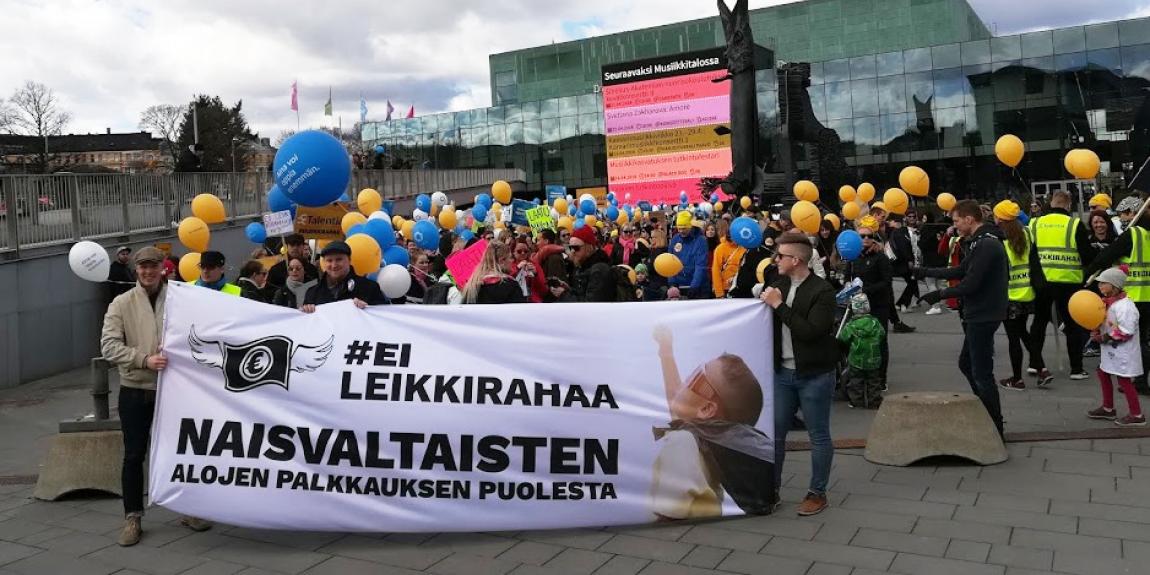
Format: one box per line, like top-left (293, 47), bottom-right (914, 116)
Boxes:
top-left (550, 226), bottom-right (618, 302)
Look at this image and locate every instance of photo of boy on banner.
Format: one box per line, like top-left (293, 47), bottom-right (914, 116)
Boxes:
top-left (651, 325), bottom-right (776, 520)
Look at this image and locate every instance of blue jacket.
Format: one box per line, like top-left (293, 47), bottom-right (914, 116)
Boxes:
top-left (668, 228), bottom-right (711, 296)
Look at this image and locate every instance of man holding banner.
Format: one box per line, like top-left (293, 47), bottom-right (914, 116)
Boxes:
top-left (302, 241), bottom-right (387, 312)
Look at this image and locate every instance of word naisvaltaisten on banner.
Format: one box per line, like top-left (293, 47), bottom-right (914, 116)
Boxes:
top-left (151, 283), bottom-right (775, 532)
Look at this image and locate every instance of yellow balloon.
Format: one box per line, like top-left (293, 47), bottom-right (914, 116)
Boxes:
top-left (899, 166), bottom-right (930, 198)
top-left (492, 180), bottom-right (513, 204)
top-left (401, 220), bottom-right (416, 240)
top-left (191, 194), bottom-right (226, 224)
top-left (558, 215), bottom-right (573, 230)
top-left (178, 252), bottom-right (201, 282)
top-left (740, 196), bottom-right (752, 209)
top-left (995, 134), bottom-right (1025, 168)
top-left (345, 234), bottom-right (382, 276)
top-left (554, 198), bottom-right (569, 214)
top-left (341, 212), bottom-right (367, 236)
top-left (585, 214), bottom-right (598, 226)
top-left (392, 215), bottom-right (405, 229)
top-left (872, 201), bottom-right (887, 212)
top-left (616, 212), bottom-right (629, 226)
top-left (838, 185), bottom-right (857, 203)
top-left (857, 183), bottom-right (876, 203)
top-left (756, 257), bottom-right (774, 284)
top-left (1065, 148), bottom-right (1101, 180)
top-left (714, 201), bottom-right (724, 212)
top-left (495, 221), bottom-right (507, 230)
top-left (937, 192), bottom-right (957, 212)
top-left (358, 188), bottom-right (382, 215)
top-left (1069, 289), bottom-right (1107, 330)
top-left (792, 200), bottom-right (822, 234)
top-left (883, 188), bottom-right (909, 215)
top-left (654, 253), bottom-right (684, 278)
top-left (491, 202), bottom-right (503, 220)
top-left (793, 180), bottom-right (819, 202)
top-left (823, 213), bottom-right (841, 231)
top-left (178, 217), bottom-right (210, 252)
top-left (842, 201), bottom-right (861, 220)
top-left (439, 209), bottom-right (457, 230)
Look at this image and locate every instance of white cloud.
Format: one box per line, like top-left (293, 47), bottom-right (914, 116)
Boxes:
top-left (0, 0), bottom-right (1141, 140)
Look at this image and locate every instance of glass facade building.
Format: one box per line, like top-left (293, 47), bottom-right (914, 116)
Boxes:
top-left (364, 1), bottom-right (1150, 201)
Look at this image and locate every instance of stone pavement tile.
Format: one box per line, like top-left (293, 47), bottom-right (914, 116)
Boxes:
top-left (633, 562), bottom-right (727, 575)
top-left (84, 544), bottom-right (205, 575)
top-left (1053, 551), bottom-right (1144, 575)
top-left (1050, 499), bottom-right (1150, 524)
top-left (1030, 447), bottom-right (1110, 465)
top-left (224, 528), bottom-right (343, 552)
top-left (0, 519), bottom-right (58, 543)
top-left (593, 555), bottom-right (649, 575)
top-left (600, 535), bottom-right (691, 563)
top-left (1109, 453), bottom-right (1150, 469)
top-left (496, 541), bottom-right (565, 566)
top-left (678, 545), bottom-right (728, 569)
top-left (422, 533), bottom-right (520, 558)
top-left (679, 526), bottom-right (769, 552)
top-left (1044, 459), bottom-right (1132, 478)
top-left (428, 553), bottom-right (519, 575)
top-left (804, 563), bottom-right (851, 575)
top-left (830, 478), bottom-right (926, 501)
top-left (541, 548), bottom-right (613, 574)
top-left (179, 560), bottom-right (248, 575)
top-left (317, 535), bottom-right (451, 570)
top-left (1092, 439), bottom-right (1142, 454)
top-left (912, 518), bottom-right (1012, 545)
top-left (761, 536), bottom-right (895, 570)
top-left (1121, 539), bottom-right (1150, 562)
top-left (511, 564), bottom-right (589, 575)
top-left (975, 493), bottom-right (1051, 513)
top-left (1091, 485), bottom-right (1150, 508)
top-left (156, 531), bottom-right (234, 555)
top-left (713, 550), bottom-right (810, 575)
top-left (384, 533), bottom-right (436, 545)
top-left (303, 556), bottom-right (421, 575)
top-left (130, 523), bottom-right (199, 549)
top-left (711, 516), bottom-right (820, 541)
top-left (1025, 440), bottom-right (1094, 451)
top-left (14, 526), bottom-right (72, 546)
top-left (201, 538), bottom-right (329, 574)
top-left (888, 553), bottom-right (1005, 575)
top-left (34, 531), bottom-right (113, 556)
top-left (2, 551), bottom-right (119, 575)
top-left (850, 528), bottom-right (949, 557)
top-left (516, 529), bottom-right (613, 551)
top-left (1009, 528), bottom-right (1122, 556)
top-left (986, 544), bottom-right (1053, 570)
top-left (870, 469), bottom-right (961, 491)
top-left (945, 540), bottom-right (990, 562)
top-left (45, 510), bottom-right (125, 535)
top-left (840, 494), bottom-right (956, 519)
top-left (1078, 517), bottom-right (1150, 543)
top-left (606, 524), bottom-right (691, 542)
top-left (0, 500), bottom-right (31, 515)
top-left (953, 506), bottom-right (1077, 534)
top-left (3, 502), bottom-right (86, 524)
top-left (236, 569), bottom-right (287, 575)
top-left (811, 523), bottom-right (856, 544)
top-left (958, 475), bottom-right (1093, 502)
top-left (923, 488), bottom-right (978, 507)
top-left (796, 507), bottom-right (916, 533)
top-left (0, 542), bottom-right (40, 567)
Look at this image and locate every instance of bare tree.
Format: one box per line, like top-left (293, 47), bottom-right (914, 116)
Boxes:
top-left (274, 129), bottom-right (296, 148)
top-left (8, 81), bottom-right (72, 173)
top-left (139, 104), bottom-right (184, 169)
top-left (0, 98), bottom-right (13, 133)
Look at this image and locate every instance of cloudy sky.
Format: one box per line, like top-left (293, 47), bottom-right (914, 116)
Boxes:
top-left (1, 0), bottom-right (1148, 142)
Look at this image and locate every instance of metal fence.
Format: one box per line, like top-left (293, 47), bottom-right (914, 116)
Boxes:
top-left (0, 168), bottom-right (523, 255)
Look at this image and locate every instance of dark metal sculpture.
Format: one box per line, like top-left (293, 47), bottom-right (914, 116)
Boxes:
top-left (777, 62), bottom-right (851, 206)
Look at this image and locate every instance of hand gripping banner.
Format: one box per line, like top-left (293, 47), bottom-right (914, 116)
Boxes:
top-left (150, 282), bottom-right (775, 532)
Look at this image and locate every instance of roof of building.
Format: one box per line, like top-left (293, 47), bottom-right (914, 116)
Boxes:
top-left (0, 131), bottom-right (163, 154)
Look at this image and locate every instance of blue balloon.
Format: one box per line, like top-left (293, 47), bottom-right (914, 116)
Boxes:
top-left (415, 194), bottom-right (432, 213)
top-left (710, 193), bottom-right (720, 203)
top-left (531, 198), bottom-right (540, 205)
top-left (347, 223), bottom-right (367, 238)
top-left (836, 230), bottom-right (864, 261)
top-left (383, 245), bottom-right (409, 267)
top-left (338, 192), bottom-right (351, 203)
top-left (365, 219), bottom-right (396, 249)
top-left (606, 206), bottom-right (620, 221)
top-left (567, 204), bottom-right (577, 216)
top-left (1018, 212), bottom-right (1030, 225)
top-left (624, 205), bottom-right (634, 217)
top-left (460, 230), bottom-right (475, 242)
top-left (267, 185), bottom-right (296, 217)
top-left (574, 217), bottom-right (586, 230)
top-left (272, 130), bottom-right (351, 207)
top-left (245, 222), bottom-right (267, 244)
top-left (476, 193), bottom-right (493, 208)
top-left (412, 220), bottom-right (439, 250)
top-left (472, 204), bottom-right (488, 222)
top-left (374, 144), bottom-right (386, 154)
top-left (729, 217), bottom-right (762, 249)
top-left (680, 191), bottom-right (689, 201)
top-left (366, 272), bottom-right (379, 281)
top-left (580, 199), bottom-right (596, 215)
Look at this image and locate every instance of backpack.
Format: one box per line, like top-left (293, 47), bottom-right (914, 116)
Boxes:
top-left (613, 266), bottom-right (637, 302)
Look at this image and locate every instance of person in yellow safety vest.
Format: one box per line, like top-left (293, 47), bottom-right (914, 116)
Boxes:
top-left (995, 201), bottom-right (1049, 391)
top-left (194, 251), bottom-right (242, 296)
top-left (1028, 191), bottom-right (1093, 381)
top-left (1084, 195), bottom-right (1150, 395)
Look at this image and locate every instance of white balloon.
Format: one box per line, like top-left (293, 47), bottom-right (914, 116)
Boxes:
top-left (431, 191), bottom-right (448, 208)
top-left (368, 210), bottom-right (390, 221)
top-left (377, 264), bottom-right (412, 299)
top-left (579, 193), bottom-right (595, 205)
top-left (550, 208), bottom-right (560, 219)
top-left (701, 203), bottom-right (714, 214)
top-left (412, 208), bottom-right (428, 221)
top-left (69, 241), bottom-right (111, 282)
top-left (624, 193), bottom-right (632, 201)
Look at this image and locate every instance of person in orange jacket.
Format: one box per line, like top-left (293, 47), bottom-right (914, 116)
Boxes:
top-left (711, 219), bottom-right (747, 298)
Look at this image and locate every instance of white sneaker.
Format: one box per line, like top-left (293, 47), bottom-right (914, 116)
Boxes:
top-left (1070, 371), bottom-right (1090, 381)
top-left (1027, 367), bottom-right (1038, 375)
top-left (925, 307), bottom-right (942, 316)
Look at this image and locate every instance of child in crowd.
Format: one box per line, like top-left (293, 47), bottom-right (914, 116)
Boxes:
top-left (650, 326), bottom-right (775, 519)
top-left (837, 294), bottom-right (886, 409)
top-left (1088, 268), bottom-right (1145, 426)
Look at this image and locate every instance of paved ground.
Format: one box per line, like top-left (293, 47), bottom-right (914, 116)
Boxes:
top-left (3, 302), bottom-right (1150, 574)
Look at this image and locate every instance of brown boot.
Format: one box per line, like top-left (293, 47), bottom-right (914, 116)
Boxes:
top-left (179, 516), bottom-right (213, 532)
top-left (117, 513), bottom-right (143, 547)
top-left (796, 493), bottom-right (829, 516)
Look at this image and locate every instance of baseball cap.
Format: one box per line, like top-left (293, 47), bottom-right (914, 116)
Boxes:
top-left (116, 246), bottom-right (131, 254)
top-left (320, 240), bottom-right (352, 257)
top-left (133, 247), bottom-right (165, 265)
top-left (199, 251), bottom-right (226, 268)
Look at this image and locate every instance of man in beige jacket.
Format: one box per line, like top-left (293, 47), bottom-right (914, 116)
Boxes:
top-left (101, 246), bottom-right (211, 546)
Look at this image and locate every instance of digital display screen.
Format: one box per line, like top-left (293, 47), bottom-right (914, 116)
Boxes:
top-left (602, 49), bottom-right (732, 205)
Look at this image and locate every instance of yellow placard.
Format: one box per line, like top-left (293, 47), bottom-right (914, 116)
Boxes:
top-left (606, 124), bottom-right (730, 159)
top-left (295, 204), bottom-right (350, 240)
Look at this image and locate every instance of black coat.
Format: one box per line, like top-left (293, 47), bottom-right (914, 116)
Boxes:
top-left (473, 277), bottom-right (527, 304)
top-left (267, 259), bottom-right (318, 288)
top-left (888, 226), bottom-right (915, 275)
top-left (304, 272), bottom-right (388, 306)
top-left (925, 224), bottom-right (1008, 323)
top-left (610, 241), bottom-right (650, 268)
top-left (570, 250), bottom-right (617, 302)
top-left (847, 250), bottom-right (893, 324)
top-left (770, 273), bottom-right (839, 377)
top-left (237, 278), bottom-right (271, 303)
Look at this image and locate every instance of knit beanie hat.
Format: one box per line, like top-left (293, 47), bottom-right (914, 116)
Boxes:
top-left (1098, 267), bottom-right (1127, 290)
top-left (993, 200), bottom-right (1020, 221)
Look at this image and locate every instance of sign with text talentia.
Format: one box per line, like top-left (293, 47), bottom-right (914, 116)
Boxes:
top-left (150, 283), bottom-right (776, 532)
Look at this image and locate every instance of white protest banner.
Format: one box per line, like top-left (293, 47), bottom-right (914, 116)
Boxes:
top-left (262, 210), bottom-right (295, 236)
top-left (150, 283), bottom-right (775, 532)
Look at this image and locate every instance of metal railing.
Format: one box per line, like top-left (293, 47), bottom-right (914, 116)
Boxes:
top-left (0, 168), bottom-right (524, 255)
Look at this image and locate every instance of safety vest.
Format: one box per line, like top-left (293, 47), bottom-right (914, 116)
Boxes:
top-left (1006, 229), bottom-right (1035, 303)
top-left (220, 283), bottom-right (242, 296)
top-left (1030, 213), bottom-right (1082, 283)
top-left (1121, 227), bottom-right (1150, 302)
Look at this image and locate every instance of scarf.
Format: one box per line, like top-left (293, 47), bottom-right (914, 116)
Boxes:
top-left (619, 236), bottom-right (636, 265)
top-left (195, 277), bottom-right (228, 291)
top-left (285, 278), bottom-right (315, 307)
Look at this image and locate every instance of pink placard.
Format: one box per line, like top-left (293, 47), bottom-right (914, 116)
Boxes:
top-left (445, 239), bottom-right (487, 287)
top-left (604, 95), bottom-right (731, 136)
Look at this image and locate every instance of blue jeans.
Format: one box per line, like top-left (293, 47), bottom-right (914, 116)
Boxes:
top-left (774, 367), bottom-right (835, 496)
